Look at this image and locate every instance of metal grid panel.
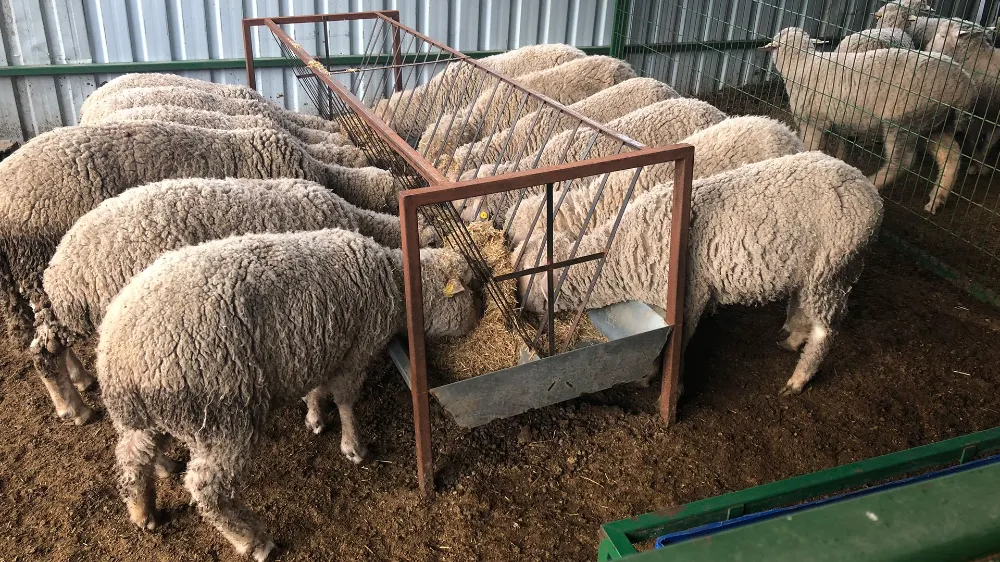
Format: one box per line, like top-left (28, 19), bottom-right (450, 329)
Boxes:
top-left (618, 0), bottom-right (1000, 301)
top-left (0, 0), bottom-right (615, 141)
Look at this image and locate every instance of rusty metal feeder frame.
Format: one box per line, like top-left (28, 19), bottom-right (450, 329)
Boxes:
top-left (242, 11), bottom-right (694, 497)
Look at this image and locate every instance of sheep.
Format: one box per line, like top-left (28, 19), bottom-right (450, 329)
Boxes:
top-left (374, 43), bottom-right (586, 140)
top-left (927, 20), bottom-right (1000, 176)
top-left (835, 0), bottom-right (931, 53)
top-left (80, 86), bottom-right (350, 149)
top-left (101, 105), bottom-right (367, 167)
top-left (507, 116), bottom-right (805, 244)
top-left (763, 27), bottom-right (975, 214)
top-left (80, 72), bottom-right (340, 134)
top-left (97, 228), bottom-right (479, 559)
top-left (34, 178), bottom-right (439, 426)
top-left (444, 77), bottom-right (678, 180)
top-left (0, 121), bottom-right (401, 419)
top-left (417, 56), bottom-right (637, 163)
top-left (513, 151), bottom-right (883, 396)
top-left (453, 98), bottom-right (727, 224)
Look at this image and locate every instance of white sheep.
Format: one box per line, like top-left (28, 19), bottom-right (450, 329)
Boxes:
top-left (101, 105), bottom-right (367, 167)
top-left (507, 116), bottom-right (805, 244)
top-left (927, 20), bottom-right (1000, 176)
top-left (81, 72), bottom-right (339, 134)
top-left (764, 27), bottom-right (975, 213)
top-left (374, 43), bottom-right (586, 140)
top-left (453, 98), bottom-right (727, 224)
top-left (97, 228), bottom-right (479, 559)
top-left (80, 86), bottom-right (349, 148)
top-left (836, 0), bottom-right (929, 53)
top-left (0, 121), bottom-right (400, 422)
top-left (445, 77), bottom-right (678, 180)
top-left (417, 55), bottom-right (637, 163)
top-left (35, 178), bottom-right (439, 426)
top-left (514, 151), bottom-right (883, 395)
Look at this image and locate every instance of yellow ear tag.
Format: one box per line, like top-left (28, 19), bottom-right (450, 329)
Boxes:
top-left (443, 280), bottom-right (457, 298)
top-left (478, 211), bottom-right (490, 220)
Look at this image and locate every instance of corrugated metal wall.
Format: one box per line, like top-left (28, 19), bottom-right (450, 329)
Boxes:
top-left (0, 0), bottom-right (615, 141)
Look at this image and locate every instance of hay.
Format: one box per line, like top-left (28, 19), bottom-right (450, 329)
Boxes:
top-left (427, 221), bottom-right (608, 384)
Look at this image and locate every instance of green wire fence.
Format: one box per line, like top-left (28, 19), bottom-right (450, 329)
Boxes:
top-left (611, 0), bottom-right (1000, 305)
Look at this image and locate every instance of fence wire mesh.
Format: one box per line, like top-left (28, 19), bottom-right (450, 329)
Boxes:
top-left (263, 14), bottom-right (667, 357)
top-left (617, 0), bottom-right (1000, 301)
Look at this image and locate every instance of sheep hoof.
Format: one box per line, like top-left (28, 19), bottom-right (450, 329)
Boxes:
top-left (128, 507), bottom-right (160, 531)
top-left (341, 440), bottom-right (368, 465)
top-left (73, 406), bottom-right (97, 426)
top-left (304, 414), bottom-right (326, 436)
top-left (251, 539), bottom-right (278, 562)
top-left (924, 200), bottom-right (941, 214)
top-left (776, 339), bottom-right (801, 353)
top-left (779, 384), bottom-right (804, 397)
top-left (967, 163), bottom-right (981, 176)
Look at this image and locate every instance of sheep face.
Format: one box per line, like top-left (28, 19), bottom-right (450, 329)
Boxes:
top-left (418, 248), bottom-right (481, 337)
top-left (928, 19), bottom-right (990, 54)
top-left (511, 231), bottom-right (574, 315)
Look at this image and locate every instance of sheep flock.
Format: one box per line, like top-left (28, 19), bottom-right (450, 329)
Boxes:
top-left (1, 9), bottom-right (991, 555)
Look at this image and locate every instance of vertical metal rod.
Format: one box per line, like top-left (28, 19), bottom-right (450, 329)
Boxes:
top-left (323, 20), bottom-right (332, 116)
top-left (401, 197), bottom-right (434, 497)
top-left (660, 151), bottom-right (693, 425)
top-left (546, 182), bottom-right (556, 357)
top-left (387, 10), bottom-right (404, 92)
top-left (242, 19), bottom-right (257, 90)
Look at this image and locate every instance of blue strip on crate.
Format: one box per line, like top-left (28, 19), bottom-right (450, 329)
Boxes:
top-left (654, 453), bottom-right (1000, 549)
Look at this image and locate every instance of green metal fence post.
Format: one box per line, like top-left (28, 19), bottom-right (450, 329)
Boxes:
top-left (610, 0), bottom-right (632, 60)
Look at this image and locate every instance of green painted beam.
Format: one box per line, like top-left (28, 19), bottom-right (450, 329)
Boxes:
top-left (0, 46), bottom-right (610, 78)
top-left (610, 0), bottom-right (633, 59)
top-left (625, 460), bottom-right (1000, 561)
top-left (598, 427), bottom-right (1000, 560)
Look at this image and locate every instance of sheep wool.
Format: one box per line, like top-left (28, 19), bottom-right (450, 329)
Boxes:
top-left (418, 56), bottom-right (637, 162)
top-left (34, 177), bottom-right (437, 426)
top-left (455, 97), bottom-right (727, 224)
top-left (97, 229), bottom-right (479, 560)
top-left (101, 105), bottom-right (367, 167)
top-left (507, 116), bottom-right (805, 244)
top-left (80, 86), bottom-right (350, 148)
top-left (445, 77), bottom-right (677, 180)
top-left (80, 72), bottom-right (339, 134)
top-left (513, 151), bottom-right (883, 396)
top-left (374, 43), bottom-right (586, 140)
top-left (765, 27), bottom-right (975, 213)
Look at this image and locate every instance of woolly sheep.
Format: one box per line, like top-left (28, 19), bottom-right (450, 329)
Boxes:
top-left (80, 86), bottom-right (350, 149)
top-left (507, 116), bottom-right (805, 244)
top-left (101, 105), bottom-right (367, 167)
top-left (514, 151), bottom-right (883, 395)
top-left (374, 43), bottom-right (586, 140)
top-left (453, 98), bottom-right (727, 224)
top-left (836, 0), bottom-right (929, 53)
top-left (444, 77), bottom-right (678, 180)
top-left (0, 121), bottom-right (400, 420)
top-left (81, 73), bottom-right (339, 134)
top-left (97, 228), bottom-right (479, 559)
top-left (927, 20), bottom-right (1000, 176)
top-left (34, 178), bottom-right (439, 426)
top-left (417, 56), bottom-right (637, 162)
top-left (764, 27), bottom-right (975, 213)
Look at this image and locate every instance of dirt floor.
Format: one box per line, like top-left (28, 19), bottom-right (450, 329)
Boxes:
top-left (1, 241), bottom-right (1000, 561)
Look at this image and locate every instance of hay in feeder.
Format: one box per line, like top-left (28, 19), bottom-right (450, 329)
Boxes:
top-left (427, 221), bottom-right (608, 384)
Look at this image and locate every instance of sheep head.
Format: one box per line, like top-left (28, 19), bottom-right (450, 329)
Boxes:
top-left (417, 248), bottom-right (481, 337)
top-left (511, 231), bottom-right (575, 315)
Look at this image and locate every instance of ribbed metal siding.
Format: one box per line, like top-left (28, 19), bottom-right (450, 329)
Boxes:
top-left (0, 0), bottom-right (614, 141)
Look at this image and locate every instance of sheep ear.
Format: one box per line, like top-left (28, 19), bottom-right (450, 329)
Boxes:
top-left (758, 42), bottom-right (778, 51)
top-left (908, 14), bottom-right (919, 21)
top-left (810, 39), bottom-right (829, 45)
top-left (442, 278), bottom-right (465, 298)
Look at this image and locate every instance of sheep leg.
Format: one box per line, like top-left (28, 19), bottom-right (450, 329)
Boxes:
top-left (780, 278), bottom-right (849, 396)
top-left (185, 443), bottom-right (276, 561)
top-left (925, 131), bottom-right (964, 214)
top-left (65, 348), bottom-right (96, 392)
top-left (869, 127), bottom-right (916, 191)
top-left (303, 386), bottom-right (329, 435)
top-left (778, 293), bottom-right (811, 353)
top-left (967, 124), bottom-right (1000, 176)
top-left (2, 284), bottom-right (33, 347)
top-left (34, 348), bottom-right (95, 425)
top-left (115, 429), bottom-right (161, 531)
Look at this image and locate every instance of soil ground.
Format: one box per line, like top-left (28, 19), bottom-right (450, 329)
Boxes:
top-left (2, 242), bottom-right (1000, 561)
